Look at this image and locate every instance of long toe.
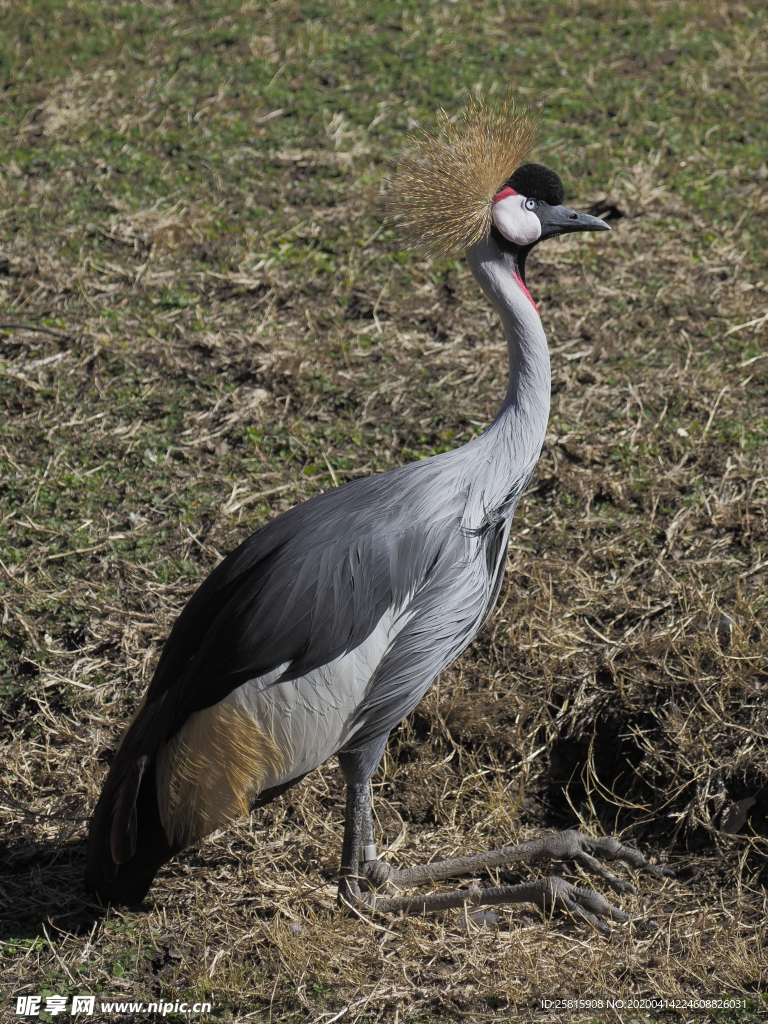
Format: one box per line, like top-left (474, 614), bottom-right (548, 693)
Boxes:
top-left (361, 859), bottom-right (395, 890)
top-left (538, 831), bottom-right (674, 888)
top-left (337, 871), bottom-right (630, 935)
top-left (571, 848), bottom-right (636, 895)
top-left (537, 876), bottom-right (629, 936)
top-left (579, 833), bottom-right (676, 881)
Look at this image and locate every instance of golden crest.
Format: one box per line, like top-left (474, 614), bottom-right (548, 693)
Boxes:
top-left (388, 97), bottom-right (540, 259)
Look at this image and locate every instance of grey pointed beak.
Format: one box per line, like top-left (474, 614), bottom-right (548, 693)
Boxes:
top-left (537, 204), bottom-right (611, 241)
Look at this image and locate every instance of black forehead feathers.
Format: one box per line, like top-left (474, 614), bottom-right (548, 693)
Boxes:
top-left (506, 163), bottom-right (565, 206)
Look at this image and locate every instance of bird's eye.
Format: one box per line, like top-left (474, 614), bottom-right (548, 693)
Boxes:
top-left (524, 198), bottom-right (537, 211)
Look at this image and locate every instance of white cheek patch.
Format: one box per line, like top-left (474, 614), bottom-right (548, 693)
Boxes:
top-left (492, 194), bottom-right (542, 246)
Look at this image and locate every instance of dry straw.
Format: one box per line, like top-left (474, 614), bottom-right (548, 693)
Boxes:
top-left (388, 97), bottom-right (540, 259)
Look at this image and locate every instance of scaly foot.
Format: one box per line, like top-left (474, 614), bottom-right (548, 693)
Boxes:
top-left (347, 829), bottom-right (674, 934)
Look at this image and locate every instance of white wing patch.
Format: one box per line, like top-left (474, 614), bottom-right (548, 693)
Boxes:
top-left (228, 603), bottom-right (412, 788)
top-left (155, 604), bottom-right (413, 848)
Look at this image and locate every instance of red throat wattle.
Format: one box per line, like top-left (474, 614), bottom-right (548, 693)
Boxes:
top-left (513, 272), bottom-right (538, 313)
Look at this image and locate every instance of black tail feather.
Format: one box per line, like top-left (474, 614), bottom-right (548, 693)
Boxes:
top-left (110, 755), bottom-right (147, 865)
top-left (86, 702), bottom-right (177, 905)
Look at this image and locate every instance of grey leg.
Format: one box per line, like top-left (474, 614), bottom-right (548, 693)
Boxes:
top-left (336, 740), bottom-right (387, 908)
top-left (337, 780), bottom-right (371, 906)
top-left (360, 786), bottom-right (376, 860)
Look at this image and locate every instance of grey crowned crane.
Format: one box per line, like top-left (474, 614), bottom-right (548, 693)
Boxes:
top-left (87, 101), bottom-right (673, 933)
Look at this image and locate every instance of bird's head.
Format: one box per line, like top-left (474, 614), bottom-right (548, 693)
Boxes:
top-left (491, 163), bottom-right (610, 251)
top-left (389, 100), bottom-right (610, 262)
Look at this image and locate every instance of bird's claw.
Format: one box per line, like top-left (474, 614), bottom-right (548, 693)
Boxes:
top-left (528, 875), bottom-right (628, 937)
top-left (535, 830), bottom-right (674, 895)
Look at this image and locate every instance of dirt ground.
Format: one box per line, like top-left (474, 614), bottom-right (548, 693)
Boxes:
top-left (1, 1), bottom-right (767, 1021)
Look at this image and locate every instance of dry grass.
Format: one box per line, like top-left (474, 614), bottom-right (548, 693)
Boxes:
top-left (1, 1), bottom-right (768, 1021)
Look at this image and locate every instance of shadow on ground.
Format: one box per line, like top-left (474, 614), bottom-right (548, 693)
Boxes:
top-left (0, 836), bottom-right (105, 941)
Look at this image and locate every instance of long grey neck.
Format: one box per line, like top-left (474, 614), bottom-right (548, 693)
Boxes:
top-left (463, 235), bottom-right (551, 517)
